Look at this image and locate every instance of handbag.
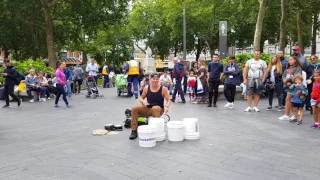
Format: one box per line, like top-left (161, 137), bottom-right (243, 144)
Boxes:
top-left (196, 78), bottom-right (204, 94)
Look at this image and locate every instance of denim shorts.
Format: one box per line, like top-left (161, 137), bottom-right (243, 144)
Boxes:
top-left (291, 102), bottom-right (304, 108)
top-left (310, 99), bottom-right (320, 107)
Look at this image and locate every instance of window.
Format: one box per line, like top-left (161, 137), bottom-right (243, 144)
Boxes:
top-left (72, 52), bottom-right (75, 57)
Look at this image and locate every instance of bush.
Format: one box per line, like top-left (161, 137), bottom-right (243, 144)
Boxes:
top-left (0, 59), bottom-right (55, 84)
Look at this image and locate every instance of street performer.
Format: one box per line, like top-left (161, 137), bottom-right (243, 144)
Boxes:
top-left (129, 73), bottom-right (171, 140)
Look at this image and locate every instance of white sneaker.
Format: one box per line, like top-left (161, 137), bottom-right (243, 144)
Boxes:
top-left (298, 111), bottom-right (300, 115)
top-left (29, 99), bottom-right (34, 103)
top-left (225, 102), bottom-right (231, 107)
top-left (278, 115), bottom-right (290, 120)
top-left (229, 103), bottom-right (234, 109)
top-left (42, 98), bottom-right (46, 102)
top-left (253, 107), bottom-right (260, 112)
top-left (244, 107), bottom-right (252, 112)
top-left (289, 116), bottom-right (294, 120)
top-left (47, 97), bottom-right (51, 100)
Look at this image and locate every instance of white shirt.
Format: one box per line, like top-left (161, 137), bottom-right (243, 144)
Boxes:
top-left (86, 63), bottom-right (98, 76)
top-left (160, 75), bottom-right (172, 83)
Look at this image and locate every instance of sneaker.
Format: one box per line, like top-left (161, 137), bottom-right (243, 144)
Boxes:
top-left (66, 104), bottom-right (73, 108)
top-left (310, 123), bottom-right (318, 128)
top-left (298, 111), bottom-right (300, 115)
top-left (289, 116), bottom-right (294, 120)
top-left (297, 120), bottom-right (303, 125)
top-left (29, 99), bottom-right (34, 103)
top-left (290, 119), bottom-right (298, 123)
top-left (224, 102), bottom-right (231, 107)
top-left (2, 105), bottom-right (10, 108)
top-left (47, 97), bottom-right (51, 100)
top-left (54, 104), bottom-right (60, 108)
top-left (253, 107), bottom-right (260, 112)
top-left (42, 98), bottom-right (46, 102)
top-left (213, 104), bottom-right (217, 107)
top-left (278, 115), bottom-right (290, 120)
top-left (244, 107), bottom-right (252, 112)
top-left (229, 103), bottom-right (234, 109)
top-left (278, 107), bottom-right (283, 112)
top-left (266, 106), bottom-right (272, 111)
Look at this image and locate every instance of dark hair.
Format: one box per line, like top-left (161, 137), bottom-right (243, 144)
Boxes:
top-left (293, 74), bottom-right (304, 82)
top-left (229, 55), bottom-right (236, 60)
top-left (3, 58), bottom-right (10, 63)
top-left (212, 54), bottom-right (219, 57)
top-left (311, 54), bottom-right (318, 59)
top-left (254, 50), bottom-right (261, 54)
top-left (287, 56), bottom-right (302, 68)
top-left (56, 61), bottom-right (62, 68)
top-left (314, 69), bottom-right (320, 75)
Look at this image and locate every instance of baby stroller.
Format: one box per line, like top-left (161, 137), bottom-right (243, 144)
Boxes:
top-left (115, 74), bottom-right (129, 96)
top-left (86, 76), bottom-right (104, 99)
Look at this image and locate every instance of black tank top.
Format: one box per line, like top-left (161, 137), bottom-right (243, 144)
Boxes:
top-left (147, 86), bottom-right (164, 109)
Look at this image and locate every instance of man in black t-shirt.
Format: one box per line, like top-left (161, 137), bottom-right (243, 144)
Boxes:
top-left (207, 54), bottom-right (224, 107)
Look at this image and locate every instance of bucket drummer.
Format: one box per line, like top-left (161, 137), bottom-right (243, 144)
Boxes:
top-left (129, 73), bottom-right (171, 140)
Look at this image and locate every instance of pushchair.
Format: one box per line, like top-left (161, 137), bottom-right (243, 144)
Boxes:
top-left (115, 74), bottom-right (130, 96)
top-left (85, 76), bottom-right (104, 99)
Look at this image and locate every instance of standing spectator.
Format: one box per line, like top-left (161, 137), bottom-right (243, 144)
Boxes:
top-left (72, 64), bottom-right (84, 94)
top-left (223, 55), bottom-right (240, 109)
top-left (278, 56), bottom-right (303, 120)
top-left (289, 75), bottom-right (308, 125)
top-left (1, 59), bottom-right (22, 108)
top-left (278, 50), bottom-right (288, 70)
top-left (292, 46), bottom-right (308, 70)
top-left (64, 67), bottom-right (72, 98)
top-left (306, 55), bottom-right (319, 112)
top-left (109, 70), bottom-right (115, 87)
top-left (310, 69), bottom-right (320, 128)
top-left (125, 56), bottom-right (141, 99)
top-left (193, 58), bottom-right (208, 104)
top-left (86, 59), bottom-right (99, 83)
top-left (243, 50), bottom-right (268, 112)
top-left (266, 56), bottom-right (283, 111)
top-left (171, 57), bottom-right (186, 103)
top-left (26, 69), bottom-right (46, 103)
top-left (102, 64), bottom-right (110, 88)
top-left (186, 71), bottom-right (196, 100)
top-left (207, 54), bottom-right (224, 107)
top-left (160, 71), bottom-right (173, 95)
top-left (55, 62), bottom-right (72, 108)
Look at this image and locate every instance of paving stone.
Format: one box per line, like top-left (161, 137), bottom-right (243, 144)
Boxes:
top-left (1, 88), bottom-right (320, 180)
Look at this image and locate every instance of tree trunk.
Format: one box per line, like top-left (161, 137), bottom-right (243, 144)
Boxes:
top-left (3, 47), bottom-right (9, 58)
top-left (312, 13), bottom-right (318, 55)
top-left (42, 0), bottom-right (56, 68)
top-left (279, 0), bottom-right (287, 51)
top-left (82, 52), bottom-right (88, 64)
top-left (253, 0), bottom-right (267, 51)
top-left (297, 10), bottom-right (304, 54)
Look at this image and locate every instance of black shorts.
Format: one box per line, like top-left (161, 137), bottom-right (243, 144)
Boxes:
top-left (291, 102), bottom-right (304, 108)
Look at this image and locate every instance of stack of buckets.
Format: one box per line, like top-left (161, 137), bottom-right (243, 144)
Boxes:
top-left (137, 118), bottom-right (200, 148)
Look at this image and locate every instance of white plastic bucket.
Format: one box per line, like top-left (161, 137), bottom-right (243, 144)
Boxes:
top-left (148, 118), bottom-right (166, 141)
top-left (167, 121), bottom-right (184, 142)
top-left (138, 125), bottom-right (157, 147)
top-left (183, 118), bottom-right (200, 140)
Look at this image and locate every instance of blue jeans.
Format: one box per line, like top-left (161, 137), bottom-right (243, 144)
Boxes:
top-left (127, 75), bottom-right (139, 97)
top-left (103, 75), bottom-right (110, 88)
top-left (27, 87), bottom-right (46, 99)
top-left (66, 81), bottom-right (72, 98)
top-left (172, 79), bottom-right (185, 101)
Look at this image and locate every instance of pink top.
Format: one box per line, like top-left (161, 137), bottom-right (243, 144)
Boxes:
top-left (55, 68), bottom-right (66, 86)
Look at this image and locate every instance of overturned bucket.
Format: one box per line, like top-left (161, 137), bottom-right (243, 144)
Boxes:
top-left (148, 118), bottom-right (166, 141)
top-left (137, 125), bottom-right (157, 147)
top-left (167, 121), bottom-right (184, 142)
top-left (183, 118), bottom-right (200, 140)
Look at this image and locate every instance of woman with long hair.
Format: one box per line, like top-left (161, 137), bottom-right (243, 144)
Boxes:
top-left (193, 58), bottom-right (208, 104)
top-left (266, 56), bottom-right (283, 111)
top-left (55, 62), bottom-right (72, 108)
top-left (278, 56), bottom-right (302, 120)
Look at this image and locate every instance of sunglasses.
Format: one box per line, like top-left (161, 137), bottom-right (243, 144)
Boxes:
top-left (312, 58), bottom-right (317, 60)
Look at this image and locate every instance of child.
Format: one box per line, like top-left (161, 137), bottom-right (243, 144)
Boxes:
top-left (187, 71), bottom-right (196, 100)
top-left (310, 69), bottom-right (320, 128)
top-left (289, 74), bottom-right (308, 125)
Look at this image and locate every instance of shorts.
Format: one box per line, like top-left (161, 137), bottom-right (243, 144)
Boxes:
top-left (246, 79), bottom-right (264, 96)
top-left (310, 99), bottom-right (320, 107)
top-left (291, 102), bottom-right (304, 108)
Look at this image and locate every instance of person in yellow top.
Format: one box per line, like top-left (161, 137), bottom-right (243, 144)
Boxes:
top-left (102, 65), bottom-right (110, 88)
top-left (125, 56), bottom-right (141, 99)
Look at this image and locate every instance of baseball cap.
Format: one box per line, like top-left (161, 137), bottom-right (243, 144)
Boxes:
top-left (293, 46), bottom-right (301, 51)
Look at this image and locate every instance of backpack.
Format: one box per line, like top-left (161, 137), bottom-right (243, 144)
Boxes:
top-left (13, 68), bottom-right (21, 85)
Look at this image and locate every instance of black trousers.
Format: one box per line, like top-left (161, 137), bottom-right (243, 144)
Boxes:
top-left (268, 81), bottom-right (283, 107)
top-left (172, 79), bottom-right (185, 101)
top-left (55, 84), bottom-right (69, 105)
top-left (306, 83), bottom-right (313, 109)
top-left (4, 85), bottom-right (20, 105)
top-left (73, 79), bottom-right (83, 93)
top-left (224, 83), bottom-right (236, 103)
top-left (208, 79), bottom-right (220, 105)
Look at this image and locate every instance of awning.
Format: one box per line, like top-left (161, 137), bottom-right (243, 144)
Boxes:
top-left (60, 58), bottom-right (82, 65)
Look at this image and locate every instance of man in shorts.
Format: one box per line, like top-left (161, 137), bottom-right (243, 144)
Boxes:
top-left (243, 50), bottom-right (268, 112)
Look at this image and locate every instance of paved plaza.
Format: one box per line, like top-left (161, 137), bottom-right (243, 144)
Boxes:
top-left (1, 88), bottom-right (320, 180)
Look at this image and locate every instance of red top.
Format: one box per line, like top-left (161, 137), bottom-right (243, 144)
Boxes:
top-left (311, 81), bottom-right (320, 104)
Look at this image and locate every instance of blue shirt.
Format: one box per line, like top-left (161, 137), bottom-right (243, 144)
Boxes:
top-left (208, 62), bottom-right (223, 80)
top-left (290, 84), bottom-right (308, 104)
